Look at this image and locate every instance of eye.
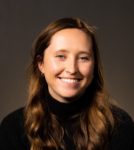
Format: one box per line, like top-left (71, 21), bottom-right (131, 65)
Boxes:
top-left (79, 56), bottom-right (90, 62)
top-left (55, 54), bottom-right (66, 60)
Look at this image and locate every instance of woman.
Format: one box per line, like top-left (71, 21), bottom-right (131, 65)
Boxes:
top-left (0, 17), bottom-right (134, 150)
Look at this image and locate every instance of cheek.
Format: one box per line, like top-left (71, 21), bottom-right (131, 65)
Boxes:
top-left (44, 58), bottom-right (63, 75)
top-left (80, 63), bottom-right (94, 78)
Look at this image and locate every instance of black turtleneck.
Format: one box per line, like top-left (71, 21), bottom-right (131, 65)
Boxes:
top-left (45, 87), bottom-right (91, 120)
top-left (0, 88), bottom-right (134, 150)
top-left (44, 88), bottom-right (91, 150)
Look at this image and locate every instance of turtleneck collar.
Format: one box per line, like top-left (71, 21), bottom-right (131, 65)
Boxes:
top-left (45, 87), bottom-right (91, 120)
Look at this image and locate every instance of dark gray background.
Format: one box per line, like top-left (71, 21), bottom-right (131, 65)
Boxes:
top-left (0, 0), bottom-right (134, 121)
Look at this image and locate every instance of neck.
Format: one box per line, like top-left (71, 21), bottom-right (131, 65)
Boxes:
top-left (45, 87), bottom-right (91, 120)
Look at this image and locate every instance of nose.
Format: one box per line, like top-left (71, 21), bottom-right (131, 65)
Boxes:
top-left (65, 58), bottom-right (78, 74)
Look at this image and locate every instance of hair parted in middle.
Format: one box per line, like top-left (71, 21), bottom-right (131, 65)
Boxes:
top-left (25, 17), bottom-right (115, 150)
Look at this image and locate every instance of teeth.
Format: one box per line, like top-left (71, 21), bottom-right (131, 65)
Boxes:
top-left (60, 78), bottom-right (79, 83)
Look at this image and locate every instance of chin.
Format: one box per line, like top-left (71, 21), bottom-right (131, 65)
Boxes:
top-left (61, 92), bottom-right (83, 101)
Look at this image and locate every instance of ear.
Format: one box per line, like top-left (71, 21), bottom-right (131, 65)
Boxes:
top-left (38, 62), bottom-right (45, 74)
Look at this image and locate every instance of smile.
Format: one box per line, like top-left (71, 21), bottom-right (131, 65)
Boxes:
top-left (58, 77), bottom-right (81, 83)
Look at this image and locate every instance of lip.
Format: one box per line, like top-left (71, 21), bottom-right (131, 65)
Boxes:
top-left (58, 77), bottom-right (82, 81)
top-left (57, 77), bottom-right (82, 85)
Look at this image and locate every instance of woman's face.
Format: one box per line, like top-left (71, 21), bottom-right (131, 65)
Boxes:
top-left (38, 28), bottom-right (95, 103)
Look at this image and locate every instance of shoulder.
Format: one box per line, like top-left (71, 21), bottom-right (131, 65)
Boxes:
top-left (0, 107), bottom-right (25, 129)
top-left (111, 105), bottom-right (134, 129)
top-left (109, 105), bottom-right (134, 150)
top-left (0, 107), bottom-right (29, 150)
top-left (0, 107), bottom-right (26, 138)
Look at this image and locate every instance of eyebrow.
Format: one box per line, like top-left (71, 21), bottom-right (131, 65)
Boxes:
top-left (55, 49), bottom-right (92, 54)
top-left (78, 51), bottom-right (92, 55)
top-left (55, 49), bottom-right (68, 53)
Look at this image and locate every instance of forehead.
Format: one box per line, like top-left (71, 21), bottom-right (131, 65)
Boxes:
top-left (48, 28), bottom-right (92, 50)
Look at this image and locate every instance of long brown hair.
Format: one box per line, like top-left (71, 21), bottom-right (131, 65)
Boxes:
top-left (25, 17), bottom-right (114, 150)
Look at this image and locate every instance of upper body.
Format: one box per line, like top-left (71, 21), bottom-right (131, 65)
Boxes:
top-left (0, 96), bottom-right (134, 150)
top-left (1, 17), bottom-right (134, 150)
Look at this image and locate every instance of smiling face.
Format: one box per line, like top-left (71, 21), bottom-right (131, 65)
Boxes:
top-left (38, 28), bottom-right (95, 103)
